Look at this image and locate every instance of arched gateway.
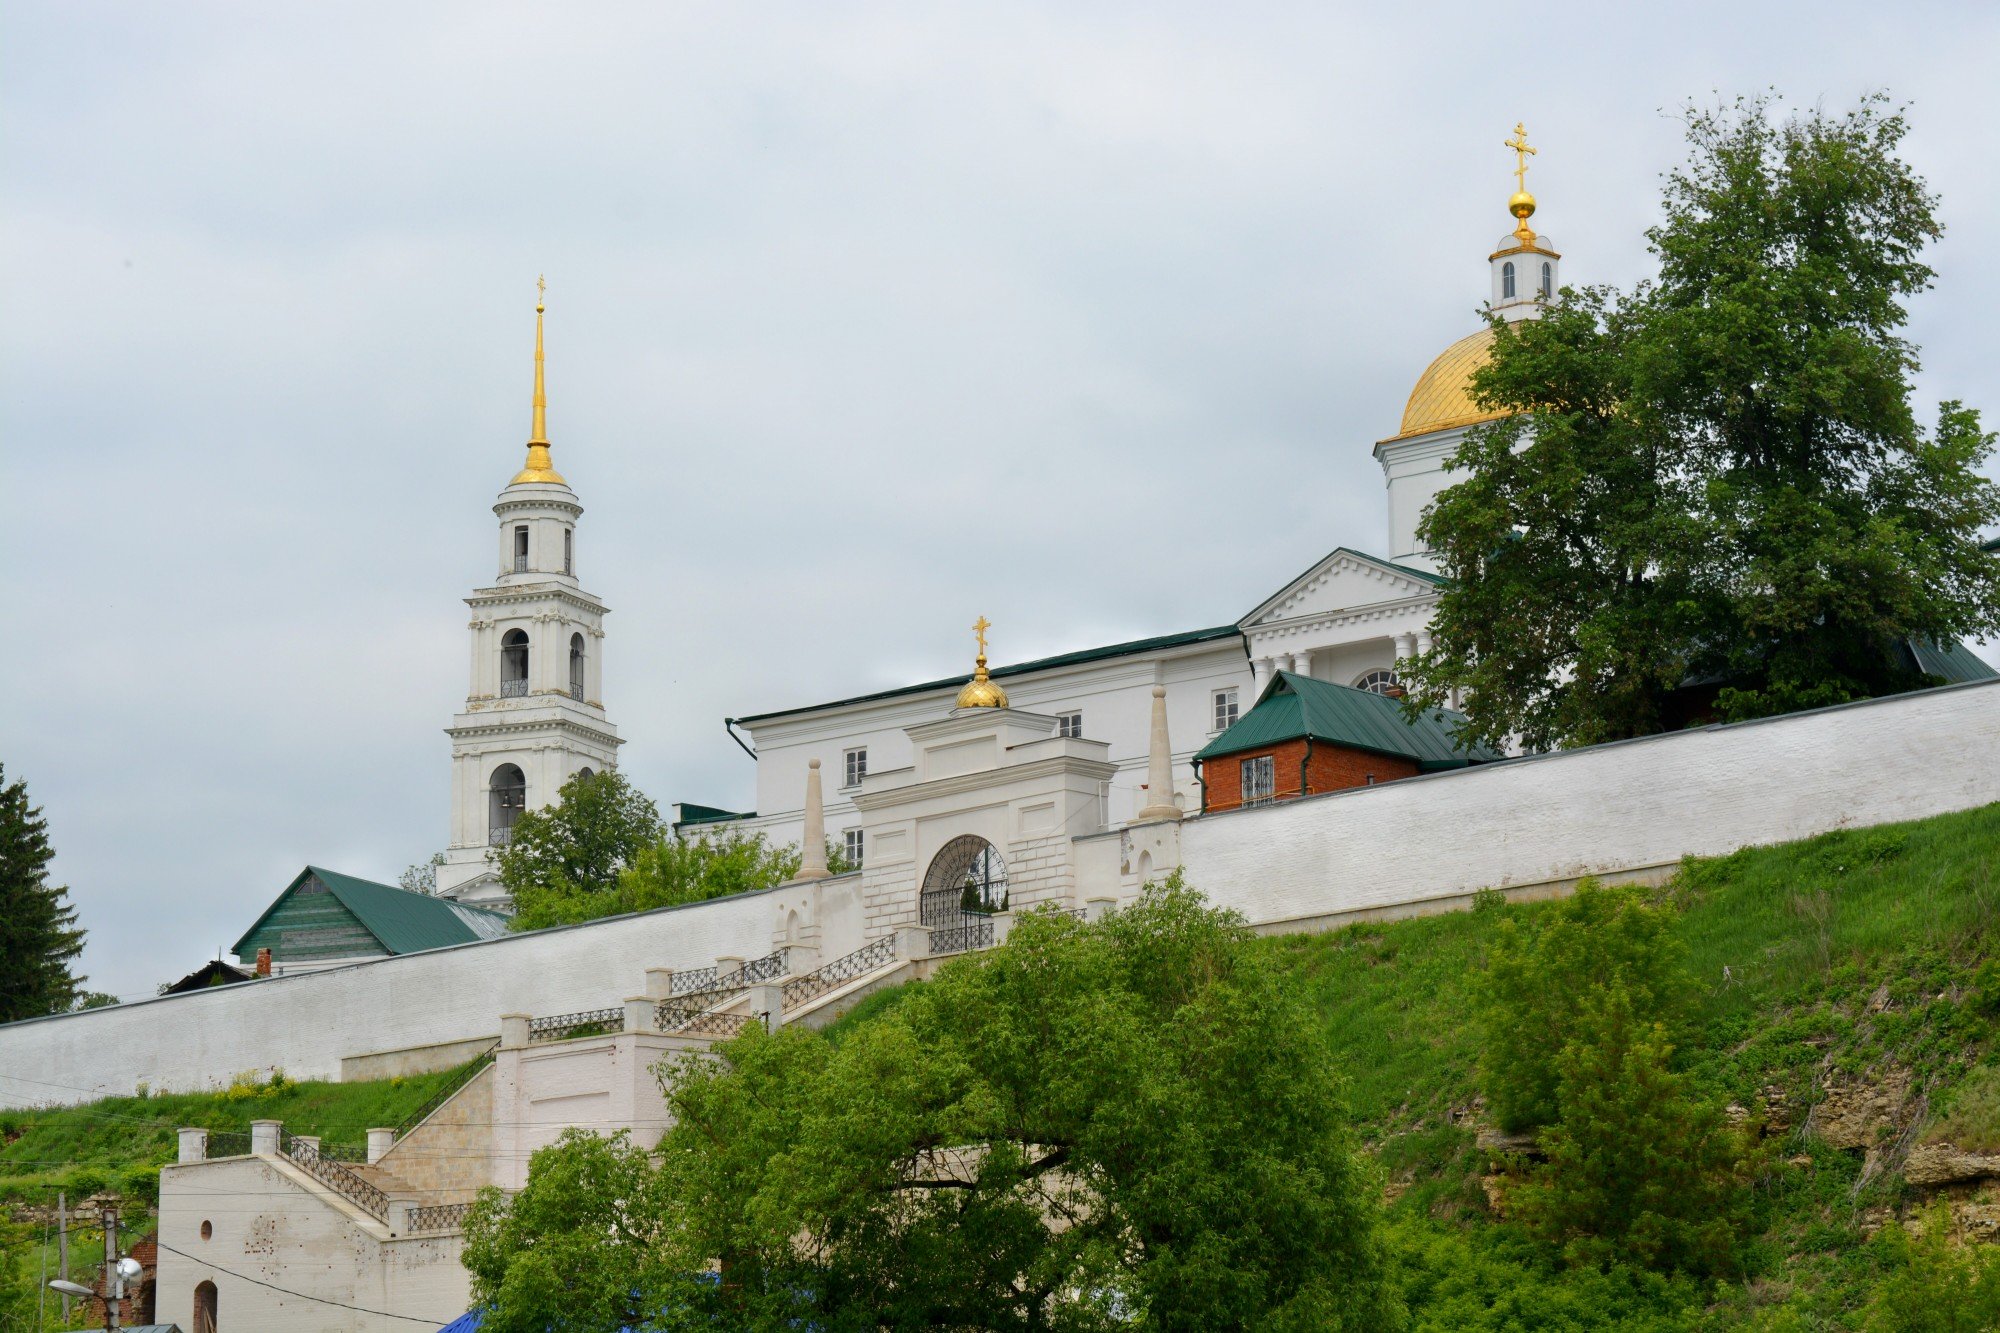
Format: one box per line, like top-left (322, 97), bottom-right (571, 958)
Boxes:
top-left (920, 835), bottom-right (1008, 929)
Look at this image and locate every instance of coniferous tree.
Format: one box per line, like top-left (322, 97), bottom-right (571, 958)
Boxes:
top-left (0, 764), bottom-right (88, 1022)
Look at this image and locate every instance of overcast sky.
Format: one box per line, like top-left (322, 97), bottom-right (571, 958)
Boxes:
top-left (6, 2), bottom-right (1997, 1002)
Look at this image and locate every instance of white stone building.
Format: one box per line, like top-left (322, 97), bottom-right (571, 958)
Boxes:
top-left (435, 289), bottom-right (622, 911)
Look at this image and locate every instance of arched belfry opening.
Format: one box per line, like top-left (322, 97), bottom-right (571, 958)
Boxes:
top-left (489, 764), bottom-right (526, 845)
top-left (569, 632), bottom-right (585, 700)
top-left (501, 629), bottom-right (530, 697)
top-left (921, 835), bottom-right (1008, 928)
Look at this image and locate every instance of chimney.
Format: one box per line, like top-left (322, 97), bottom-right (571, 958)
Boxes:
top-left (255, 948), bottom-right (272, 977)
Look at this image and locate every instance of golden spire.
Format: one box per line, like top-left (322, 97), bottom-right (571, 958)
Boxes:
top-left (1503, 122), bottom-right (1539, 245)
top-left (955, 615), bottom-right (1009, 708)
top-left (511, 275), bottom-right (567, 486)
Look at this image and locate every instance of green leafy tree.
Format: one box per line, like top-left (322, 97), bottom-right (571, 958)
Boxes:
top-left (467, 877), bottom-right (1401, 1331)
top-left (494, 769), bottom-right (663, 903)
top-left (1477, 880), bottom-right (1689, 1131)
top-left (398, 850), bottom-right (445, 894)
top-left (1507, 986), bottom-right (1755, 1277)
top-left (1407, 95), bottom-right (2000, 750)
top-left (0, 764), bottom-right (88, 1023)
top-left (461, 1129), bottom-right (677, 1333)
top-left (508, 829), bottom-right (851, 931)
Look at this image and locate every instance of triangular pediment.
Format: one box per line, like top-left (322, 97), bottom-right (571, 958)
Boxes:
top-left (1239, 547), bottom-right (1442, 628)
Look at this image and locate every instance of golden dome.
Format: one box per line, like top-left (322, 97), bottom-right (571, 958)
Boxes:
top-left (956, 657), bottom-right (1009, 709)
top-left (1388, 326), bottom-right (1506, 441)
top-left (1509, 189), bottom-right (1536, 222)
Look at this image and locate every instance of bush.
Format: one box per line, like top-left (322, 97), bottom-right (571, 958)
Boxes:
top-left (1508, 987), bottom-right (1756, 1276)
top-left (1862, 1204), bottom-right (2000, 1332)
top-left (1478, 880), bottom-right (1690, 1131)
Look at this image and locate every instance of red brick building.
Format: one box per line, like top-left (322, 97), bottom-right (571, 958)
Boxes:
top-left (1195, 672), bottom-right (1500, 813)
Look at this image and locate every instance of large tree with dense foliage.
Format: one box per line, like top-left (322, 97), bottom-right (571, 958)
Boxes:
top-left (0, 764), bottom-right (88, 1022)
top-left (465, 878), bottom-right (1400, 1331)
top-left (495, 768), bottom-right (663, 905)
top-left (1407, 96), bottom-right (2000, 751)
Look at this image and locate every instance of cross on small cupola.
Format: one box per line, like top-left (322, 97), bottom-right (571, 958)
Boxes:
top-left (1489, 122), bottom-right (1561, 323)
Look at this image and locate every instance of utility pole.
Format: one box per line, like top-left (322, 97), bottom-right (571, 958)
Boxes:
top-left (101, 1195), bottom-right (120, 1333)
top-left (58, 1190), bottom-right (70, 1323)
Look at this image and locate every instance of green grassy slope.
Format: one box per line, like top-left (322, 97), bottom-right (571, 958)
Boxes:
top-left (0, 1063), bottom-right (472, 1209)
top-left (1259, 801), bottom-right (2000, 1327)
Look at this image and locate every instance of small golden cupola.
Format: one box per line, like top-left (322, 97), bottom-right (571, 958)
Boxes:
top-left (955, 616), bottom-right (1010, 709)
top-left (511, 275), bottom-right (568, 486)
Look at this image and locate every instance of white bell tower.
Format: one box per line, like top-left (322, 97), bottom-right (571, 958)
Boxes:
top-left (435, 282), bottom-right (622, 910)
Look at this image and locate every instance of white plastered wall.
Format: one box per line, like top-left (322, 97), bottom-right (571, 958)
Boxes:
top-left (0, 886), bottom-right (782, 1108)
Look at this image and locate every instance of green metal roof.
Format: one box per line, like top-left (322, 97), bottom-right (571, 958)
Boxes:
top-left (1194, 672), bottom-right (1502, 769)
top-left (1906, 637), bottom-right (1998, 685)
top-left (674, 803), bottom-right (755, 827)
top-left (231, 866), bottom-right (511, 960)
top-left (734, 624), bottom-right (1244, 725)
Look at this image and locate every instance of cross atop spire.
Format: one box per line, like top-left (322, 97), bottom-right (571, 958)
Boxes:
top-left (511, 276), bottom-right (567, 486)
top-left (1504, 122), bottom-right (1536, 193)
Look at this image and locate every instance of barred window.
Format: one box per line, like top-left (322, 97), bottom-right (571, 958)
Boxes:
top-left (843, 748), bottom-right (868, 788)
top-left (512, 525), bottom-right (529, 573)
top-left (1241, 755), bottom-right (1276, 806)
top-left (843, 828), bottom-right (864, 868)
top-left (1055, 711), bottom-right (1083, 739)
top-left (1213, 688), bottom-right (1239, 732)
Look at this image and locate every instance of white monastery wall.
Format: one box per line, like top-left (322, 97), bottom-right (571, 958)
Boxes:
top-left (0, 886), bottom-right (781, 1108)
top-left (1164, 677), bottom-right (2000, 930)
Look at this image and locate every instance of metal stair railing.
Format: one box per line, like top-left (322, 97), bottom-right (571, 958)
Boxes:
top-left (280, 1131), bottom-right (389, 1220)
top-left (527, 1007), bottom-right (623, 1045)
top-left (391, 1040), bottom-right (501, 1141)
top-left (654, 949), bottom-right (790, 1033)
top-left (409, 1201), bottom-right (474, 1233)
top-left (780, 935), bottom-right (900, 1010)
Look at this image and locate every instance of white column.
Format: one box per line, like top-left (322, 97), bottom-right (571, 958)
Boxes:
top-left (796, 760), bottom-right (830, 880)
top-left (1290, 649), bottom-right (1315, 678)
top-left (250, 1119), bottom-right (281, 1155)
top-left (1415, 630), bottom-right (1434, 657)
top-left (1251, 657), bottom-right (1275, 697)
top-left (1134, 685), bottom-right (1182, 823)
top-left (177, 1128), bottom-right (209, 1164)
top-left (1393, 633), bottom-right (1417, 666)
top-left (366, 1127), bottom-right (396, 1164)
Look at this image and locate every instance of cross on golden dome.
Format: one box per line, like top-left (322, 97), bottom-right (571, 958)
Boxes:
top-left (956, 616), bottom-right (1009, 709)
top-left (1503, 122), bottom-right (1539, 244)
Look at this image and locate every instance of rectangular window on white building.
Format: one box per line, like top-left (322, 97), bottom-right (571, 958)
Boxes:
top-left (843, 747), bottom-right (868, 788)
top-left (843, 828), bottom-right (864, 868)
top-left (512, 525), bottom-right (529, 572)
top-left (1055, 711), bottom-right (1083, 739)
top-left (1241, 754), bottom-right (1275, 806)
top-left (1213, 688), bottom-right (1239, 732)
